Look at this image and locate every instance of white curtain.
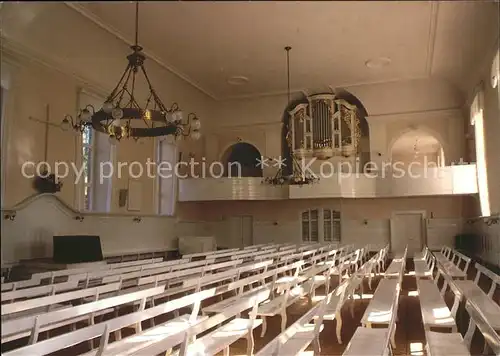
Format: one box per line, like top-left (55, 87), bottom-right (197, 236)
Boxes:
top-left (157, 139), bottom-right (177, 216)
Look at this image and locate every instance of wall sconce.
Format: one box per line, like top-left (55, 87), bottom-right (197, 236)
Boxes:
top-left (4, 212), bottom-right (16, 221)
top-left (133, 217), bottom-right (142, 223)
top-left (74, 215), bottom-right (84, 222)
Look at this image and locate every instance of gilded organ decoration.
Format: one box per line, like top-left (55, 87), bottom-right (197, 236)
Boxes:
top-left (288, 94), bottom-right (361, 160)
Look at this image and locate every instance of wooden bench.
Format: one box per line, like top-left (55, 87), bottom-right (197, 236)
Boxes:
top-left (414, 246), bottom-right (435, 279)
top-left (320, 272), bottom-right (364, 344)
top-left (416, 267), bottom-right (461, 332)
top-left (2, 287), bottom-right (219, 356)
top-left (135, 260), bottom-right (273, 308)
top-left (1, 282), bottom-right (121, 322)
top-left (432, 246), bottom-right (471, 279)
top-left (424, 298), bottom-right (500, 356)
top-left (201, 260), bottom-right (303, 317)
top-left (1, 286), bottom-right (164, 344)
top-left (361, 248), bottom-right (404, 329)
top-left (453, 262), bottom-right (500, 332)
top-left (1, 280), bottom-right (80, 303)
top-left (384, 247), bottom-right (408, 278)
top-left (1, 278), bottom-right (45, 293)
top-left (256, 250), bottom-right (340, 337)
top-left (255, 291), bottom-right (328, 356)
top-left (342, 279), bottom-right (399, 356)
top-left (135, 288), bottom-right (272, 356)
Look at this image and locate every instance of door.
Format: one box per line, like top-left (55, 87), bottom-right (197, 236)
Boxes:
top-left (391, 212), bottom-right (424, 255)
top-left (225, 216), bottom-right (253, 248)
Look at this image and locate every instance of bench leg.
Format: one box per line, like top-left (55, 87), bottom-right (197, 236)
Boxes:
top-left (280, 311), bottom-right (287, 332)
top-left (246, 329), bottom-right (255, 356)
top-left (312, 337), bottom-right (321, 356)
top-left (336, 311), bottom-right (343, 344)
top-left (260, 317), bottom-right (267, 337)
top-left (390, 323), bottom-right (397, 349)
top-left (223, 347), bottom-right (230, 356)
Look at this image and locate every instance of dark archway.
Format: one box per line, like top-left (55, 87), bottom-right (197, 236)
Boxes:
top-left (222, 142), bottom-right (263, 177)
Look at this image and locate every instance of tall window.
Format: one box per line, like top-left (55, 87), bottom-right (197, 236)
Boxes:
top-left (302, 208), bottom-right (341, 242)
top-left (79, 90), bottom-right (113, 213)
top-left (157, 138), bottom-right (177, 216)
top-left (470, 89), bottom-right (490, 217)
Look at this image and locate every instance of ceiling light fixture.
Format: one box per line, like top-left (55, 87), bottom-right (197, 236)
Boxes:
top-left (263, 46), bottom-right (319, 187)
top-left (61, 1), bottom-right (200, 143)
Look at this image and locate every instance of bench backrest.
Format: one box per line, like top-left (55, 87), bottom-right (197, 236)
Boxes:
top-left (1, 286), bottom-right (165, 344)
top-left (107, 257), bottom-right (164, 269)
top-left (2, 287), bottom-right (220, 356)
top-left (1, 282), bottom-right (121, 317)
top-left (435, 265), bottom-right (462, 318)
top-left (100, 258), bottom-right (222, 286)
top-left (1, 280), bottom-right (80, 302)
top-left (256, 290), bottom-right (328, 356)
top-left (1, 278), bottom-right (42, 292)
top-left (473, 263), bottom-right (500, 298)
top-left (464, 300), bottom-right (500, 355)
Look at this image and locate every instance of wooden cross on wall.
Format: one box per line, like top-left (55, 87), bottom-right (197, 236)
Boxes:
top-left (28, 104), bottom-right (62, 162)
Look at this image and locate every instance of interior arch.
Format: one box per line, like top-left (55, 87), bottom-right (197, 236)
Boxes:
top-left (390, 129), bottom-right (444, 167)
top-left (221, 142), bottom-right (263, 177)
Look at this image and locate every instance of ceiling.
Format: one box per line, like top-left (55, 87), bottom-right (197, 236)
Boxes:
top-left (391, 129), bottom-right (441, 155)
top-left (65, 2), bottom-right (498, 100)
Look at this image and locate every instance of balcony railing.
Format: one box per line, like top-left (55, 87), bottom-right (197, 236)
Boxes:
top-left (178, 164), bottom-right (478, 201)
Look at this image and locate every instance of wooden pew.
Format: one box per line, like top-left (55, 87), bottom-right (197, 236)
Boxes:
top-left (432, 246), bottom-right (471, 279)
top-left (136, 260), bottom-right (273, 307)
top-left (2, 287), bottom-right (219, 356)
top-left (141, 289), bottom-right (272, 356)
top-left (416, 266), bottom-right (461, 332)
top-left (1, 279), bottom-right (45, 293)
top-left (343, 248), bottom-right (402, 356)
top-left (1, 286), bottom-right (164, 345)
top-left (1, 282), bottom-right (121, 322)
top-left (414, 246), bottom-right (435, 279)
top-left (424, 299), bottom-right (500, 356)
top-left (256, 248), bottom-right (341, 336)
top-left (361, 248), bottom-right (405, 331)
top-left (452, 262), bottom-right (500, 332)
top-left (201, 260), bottom-right (304, 317)
top-left (1, 280), bottom-right (80, 303)
top-left (384, 246), bottom-right (408, 278)
top-left (255, 291), bottom-right (328, 356)
top-left (343, 298), bottom-right (398, 356)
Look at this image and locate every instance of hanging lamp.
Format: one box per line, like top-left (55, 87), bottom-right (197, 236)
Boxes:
top-left (61, 1), bottom-right (200, 143)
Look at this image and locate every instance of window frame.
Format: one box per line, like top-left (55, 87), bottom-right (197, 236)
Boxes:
top-left (76, 88), bottom-right (114, 213)
top-left (470, 88), bottom-right (491, 217)
top-left (155, 137), bottom-right (178, 216)
top-left (301, 208), bottom-right (341, 243)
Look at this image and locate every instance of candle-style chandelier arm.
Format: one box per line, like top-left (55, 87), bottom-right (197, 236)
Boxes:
top-left (61, 104), bottom-right (96, 132)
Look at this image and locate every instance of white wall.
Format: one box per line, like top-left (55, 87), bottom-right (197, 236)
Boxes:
top-left (1, 194), bottom-right (179, 263)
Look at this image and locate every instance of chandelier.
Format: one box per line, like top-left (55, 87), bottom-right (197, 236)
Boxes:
top-left (263, 46), bottom-right (319, 187)
top-left (61, 2), bottom-right (200, 143)
top-left (263, 152), bottom-right (319, 186)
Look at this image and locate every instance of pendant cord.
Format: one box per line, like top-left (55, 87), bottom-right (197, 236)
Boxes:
top-left (285, 46), bottom-right (291, 105)
top-left (134, 1), bottom-right (139, 47)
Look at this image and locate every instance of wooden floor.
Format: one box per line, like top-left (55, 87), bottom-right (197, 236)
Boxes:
top-left (2, 258), bottom-right (497, 356)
